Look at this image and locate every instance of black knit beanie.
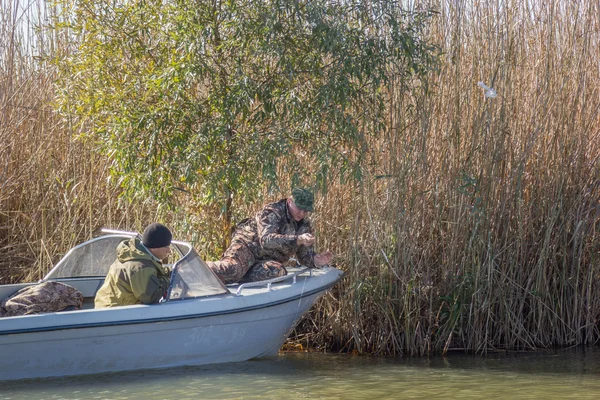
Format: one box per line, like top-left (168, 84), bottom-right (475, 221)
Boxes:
top-left (142, 223), bottom-right (172, 249)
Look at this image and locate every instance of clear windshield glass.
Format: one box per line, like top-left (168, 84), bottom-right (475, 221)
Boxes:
top-left (44, 235), bottom-right (131, 279)
top-left (168, 249), bottom-right (229, 300)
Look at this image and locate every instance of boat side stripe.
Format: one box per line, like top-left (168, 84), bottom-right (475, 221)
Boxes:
top-left (0, 279), bottom-right (340, 336)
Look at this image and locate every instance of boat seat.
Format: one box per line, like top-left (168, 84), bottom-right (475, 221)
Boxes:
top-left (81, 298), bottom-right (96, 310)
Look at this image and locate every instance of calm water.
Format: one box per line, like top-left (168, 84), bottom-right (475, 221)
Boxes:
top-left (1, 348), bottom-right (600, 399)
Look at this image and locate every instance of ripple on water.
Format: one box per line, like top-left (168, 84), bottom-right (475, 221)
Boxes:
top-left (2, 348), bottom-right (600, 399)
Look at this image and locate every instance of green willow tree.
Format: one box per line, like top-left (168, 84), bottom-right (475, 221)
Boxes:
top-left (53, 0), bottom-right (437, 228)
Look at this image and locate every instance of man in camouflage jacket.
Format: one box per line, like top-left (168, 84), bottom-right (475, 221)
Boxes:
top-left (207, 188), bottom-right (334, 284)
top-left (95, 223), bottom-right (172, 308)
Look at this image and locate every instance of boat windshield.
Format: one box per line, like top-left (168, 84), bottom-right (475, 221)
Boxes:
top-left (44, 235), bottom-right (132, 279)
top-left (167, 249), bottom-right (229, 300)
top-left (43, 233), bottom-right (228, 300)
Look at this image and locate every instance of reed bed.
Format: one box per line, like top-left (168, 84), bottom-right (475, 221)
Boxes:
top-left (295, 0), bottom-right (600, 355)
top-left (2, 0), bottom-right (600, 355)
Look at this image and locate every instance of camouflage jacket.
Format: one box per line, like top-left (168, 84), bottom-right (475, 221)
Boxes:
top-left (234, 198), bottom-right (317, 268)
top-left (1, 281), bottom-right (83, 317)
top-left (94, 237), bottom-right (170, 308)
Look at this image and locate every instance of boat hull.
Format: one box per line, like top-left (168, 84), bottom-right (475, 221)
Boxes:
top-left (0, 265), bottom-right (343, 381)
top-left (0, 290), bottom-right (322, 381)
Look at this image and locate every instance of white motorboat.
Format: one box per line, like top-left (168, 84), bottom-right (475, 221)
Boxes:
top-left (0, 230), bottom-right (343, 381)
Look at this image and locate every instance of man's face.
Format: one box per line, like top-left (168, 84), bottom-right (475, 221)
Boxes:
top-left (149, 245), bottom-right (171, 261)
top-left (288, 198), bottom-right (310, 221)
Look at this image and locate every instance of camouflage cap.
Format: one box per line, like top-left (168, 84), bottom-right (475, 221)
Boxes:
top-left (291, 188), bottom-right (314, 212)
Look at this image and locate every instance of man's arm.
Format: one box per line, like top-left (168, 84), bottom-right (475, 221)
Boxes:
top-left (295, 223), bottom-right (334, 268)
top-left (256, 204), bottom-right (299, 251)
top-left (295, 224), bottom-right (317, 268)
top-left (130, 266), bottom-right (169, 304)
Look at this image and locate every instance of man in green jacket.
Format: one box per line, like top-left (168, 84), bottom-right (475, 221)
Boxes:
top-left (95, 223), bottom-right (172, 308)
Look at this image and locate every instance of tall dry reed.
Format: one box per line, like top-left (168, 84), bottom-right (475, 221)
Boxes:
top-left (297, 0), bottom-right (600, 355)
top-left (0, 0), bottom-right (186, 283)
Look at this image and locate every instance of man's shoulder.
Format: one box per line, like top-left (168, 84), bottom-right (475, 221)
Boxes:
top-left (262, 198), bottom-right (287, 212)
top-left (258, 198), bottom-right (288, 220)
top-left (121, 258), bottom-right (157, 271)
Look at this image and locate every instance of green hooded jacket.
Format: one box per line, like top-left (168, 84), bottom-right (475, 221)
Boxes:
top-left (94, 237), bottom-right (170, 308)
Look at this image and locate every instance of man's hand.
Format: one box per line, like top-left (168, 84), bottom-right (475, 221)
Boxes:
top-left (297, 233), bottom-right (315, 246)
top-left (314, 251), bottom-right (333, 267)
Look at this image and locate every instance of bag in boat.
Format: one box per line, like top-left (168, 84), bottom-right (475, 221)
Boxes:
top-left (0, 281), bottom-right (84, 317)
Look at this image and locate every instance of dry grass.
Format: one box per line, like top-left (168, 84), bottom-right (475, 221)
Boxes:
top-left (294, 0), bottom-right (600, 355)
top-left (2, 0), bottom-right (599, 355)
top-left (0, 1), bottom-right (174, 282)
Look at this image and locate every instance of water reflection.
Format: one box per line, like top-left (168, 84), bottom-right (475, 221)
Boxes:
top-left (2, 347), bottom-right (600, 399)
